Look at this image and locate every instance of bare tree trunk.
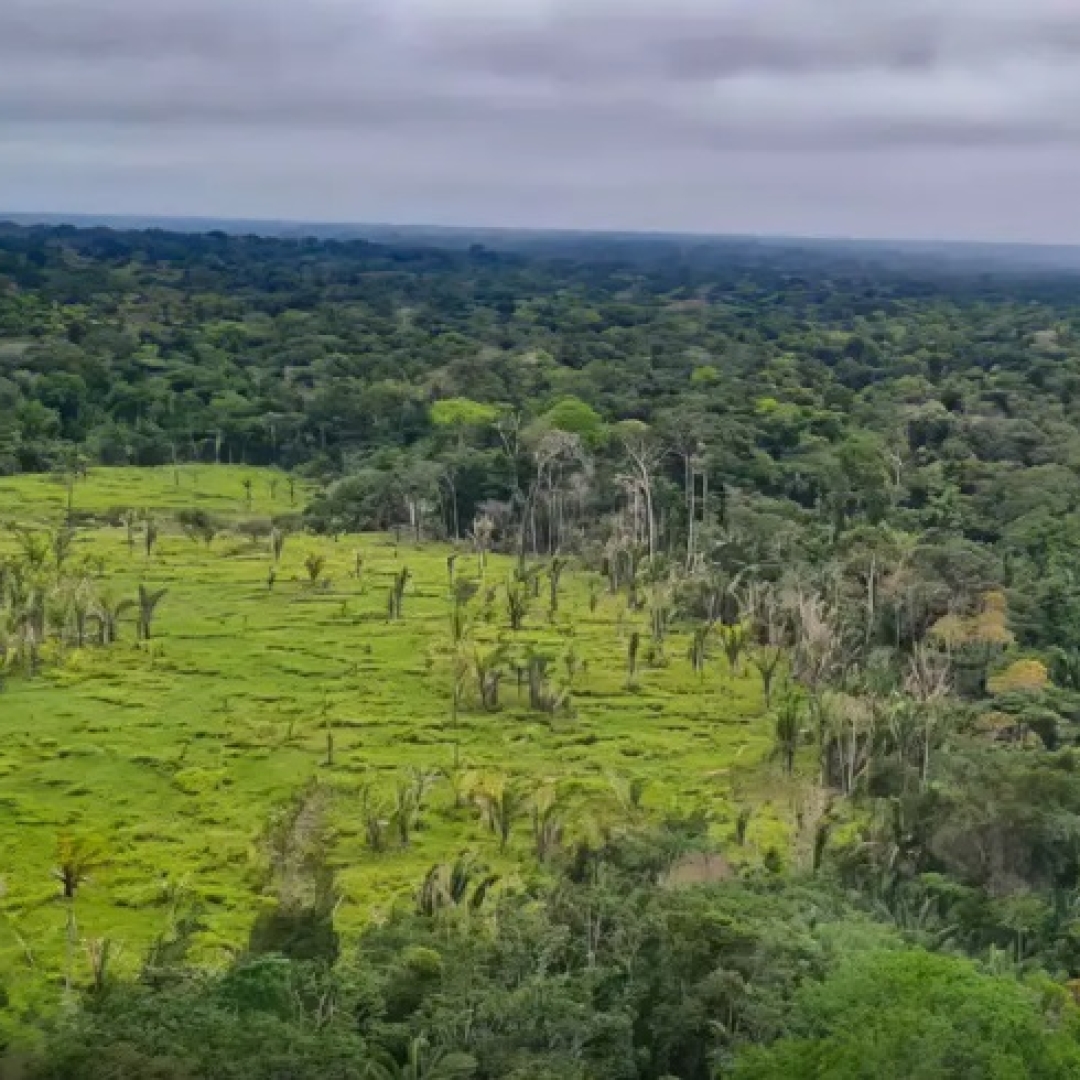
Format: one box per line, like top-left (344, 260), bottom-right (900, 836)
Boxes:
top-left (643, 483), bottom-right (656, 561)
top-left (684, 451), bottom-right (694, 570)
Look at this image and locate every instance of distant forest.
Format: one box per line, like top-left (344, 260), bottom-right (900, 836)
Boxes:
top-left (7, 223), bottom-right (1080, 604)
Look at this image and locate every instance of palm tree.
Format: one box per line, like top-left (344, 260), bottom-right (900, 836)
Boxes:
top-left (526, 651), bottom-right (569, 715)
top-left (63, 577), bottom-right (95, 647)
top-left (5, 609), bottom-right (41, 677)
top-left (388, 567), bottom-right (411, 620)
top-left (52, 525), bottom-right (76, 570)
top-left (548, 556), bottom-right (567, 616)
top-left (136, 585), bottom-right (168, 641)
top-left (774, 696), bottom-right (802, 775)
top-left (53, 833), bottom-right (106, 994)
top-left (270, 526), bottom-right (286, 563)
top-left (14, 529), bottom-right (50, 571)
top-left (531, 785), bottom-right (565, 863)
top-left (610, 773), bottom-right (648, 821)
top-left (752, 646), bottom-right (784, 709)
top-left (449, 649), bottom-right (470, 728)
top-left (649, 590), bottom-right (672, 655)
top-left (450, 578), bottom-right (479, 643)
top-left (304, 553), bottom-right (326, 584)
top-left (392, 779), bottom-right (419, 847)
top-left (416, 855), bottom-right (497, 917)
top-left (473, 645), bottom-right (507, 711)
top-left (85, 937), bottom-right (121, 997)
top-left (505, 580), bottom-right (529, 631)
top-left (473, 776), bottom-right (526, 851)
top-left (365, 1036), bottom-right (476, 1080)
top-left (120, 509), bottom-right (139, 553)
top-left (718, 622), bottom-right (748, 675)
top-left (95, 593), bottom-right (136, 645)
top-left (359, 783), bottom-right (389, 852)
top-left (144, 516), bottom-right (159, 557)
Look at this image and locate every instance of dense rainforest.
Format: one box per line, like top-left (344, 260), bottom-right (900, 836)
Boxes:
top-left (8, 221), bottom-right (1080, 1075)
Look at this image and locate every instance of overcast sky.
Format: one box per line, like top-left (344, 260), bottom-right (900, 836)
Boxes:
top-left (3, 0), bottom-right (1080, 242)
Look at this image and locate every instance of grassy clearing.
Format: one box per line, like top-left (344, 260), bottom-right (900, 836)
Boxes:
top-left (0, 464), bottom-right (304, 522)
top-left (0, 466), bottom-right (776, 1014)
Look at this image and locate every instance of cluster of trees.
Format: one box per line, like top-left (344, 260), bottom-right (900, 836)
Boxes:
top-left (0, 519), bottom-right (167, 682)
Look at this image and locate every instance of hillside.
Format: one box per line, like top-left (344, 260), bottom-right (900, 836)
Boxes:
top-left (5, 225), bottom-right (1080, 1076)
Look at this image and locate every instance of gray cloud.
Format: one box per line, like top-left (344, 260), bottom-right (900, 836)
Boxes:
top-left (2, 0), bottom-right (1080, 239)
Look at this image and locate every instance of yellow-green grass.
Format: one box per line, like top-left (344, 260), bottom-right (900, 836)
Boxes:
top-left (0, 464), bottom-right (305, 522)
top-left (0, 466), bottom-right (778, 1016)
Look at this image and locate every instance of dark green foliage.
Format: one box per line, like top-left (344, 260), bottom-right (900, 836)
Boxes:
top-left (248, 906), bottom-right (340, 966)
top-left (733, 949), bottom-right (1080, 1079)
top-left (250, 783), bottom-right (340, 964)
top-left (356, 831), bottom-right (898, 1080)
top-left (26, 959), bottom-right (376, 1080)
top-left (177, 508), bottom-right (220, 547)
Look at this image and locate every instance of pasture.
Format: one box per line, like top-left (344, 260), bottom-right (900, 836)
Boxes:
top-left (0, 466), bottom-right (776, 1020)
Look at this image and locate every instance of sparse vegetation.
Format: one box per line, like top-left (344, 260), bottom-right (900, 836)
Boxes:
top-left (0, 465), bottom-right (774, 1036)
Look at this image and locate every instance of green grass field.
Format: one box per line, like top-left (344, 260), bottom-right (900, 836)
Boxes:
top-left (0, 466), bottom-right (777, 1018)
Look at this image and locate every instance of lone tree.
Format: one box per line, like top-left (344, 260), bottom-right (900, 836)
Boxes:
top-left (304, 553), bottom-right (326, 585)
top-left (136, 585), bottom-right (168, 642)
top-left (270, 526), bottom-right (286, 563)
top-left (387, 567), bottom-right (411, 620)
top-left (178, 508), bottom-right (219, 548)
top-left (144, 516), bottom-right (159, 557)
top-left (95, 593), bottom-right (135, 645)
top-left (626, 631), bottom-right (642, 689)
top-left (753, 646), bottom-right (784, 709)
top-left (121, 510), bottom-right (139, 553)
top-left (53, 832), bottom-right (106, 994)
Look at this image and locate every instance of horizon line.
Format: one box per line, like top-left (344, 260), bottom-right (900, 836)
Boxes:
top-left (5, 208), bottom-right (1080, 254)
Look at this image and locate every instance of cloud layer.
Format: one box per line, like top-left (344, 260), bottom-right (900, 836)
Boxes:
top-left (3, 0), bottom-right (1080, 239)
